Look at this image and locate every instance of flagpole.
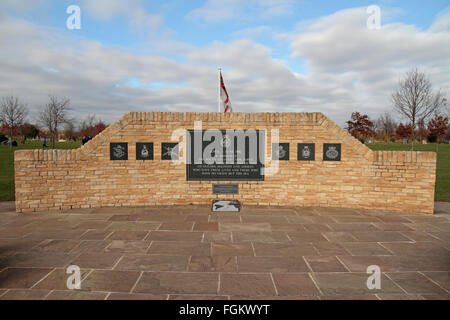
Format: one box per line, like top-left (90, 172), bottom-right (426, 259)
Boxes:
top-left (218, 68), bottom-right (221, 113)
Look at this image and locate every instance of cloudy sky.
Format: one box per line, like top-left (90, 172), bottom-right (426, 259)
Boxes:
top-left (0, 0), bottom-right (449, 127)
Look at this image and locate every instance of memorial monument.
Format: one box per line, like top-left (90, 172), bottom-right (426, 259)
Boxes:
top-left (14, 112), bottom-right (436, 214)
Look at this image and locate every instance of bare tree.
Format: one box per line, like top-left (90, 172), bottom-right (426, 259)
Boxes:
top-left (64, 121), bottom-right (78, 141)
top-left (0, 96), bottom-right (28, 148)
top-left (79, 114), bottom-right (106, 139)
top-left (79, 114), bottom-right (97, 137)
top-left (441, 96), bottom-right (449, 117)
top-left (392, 68), bottom-right (447, 149)
top-left (375, 112), bottom-right (397, 141)
top-left (38, 95), bottom-right (71, 148)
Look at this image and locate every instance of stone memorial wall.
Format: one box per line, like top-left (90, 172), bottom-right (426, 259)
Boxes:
top-left (14, 112), bottom-right (437, 213)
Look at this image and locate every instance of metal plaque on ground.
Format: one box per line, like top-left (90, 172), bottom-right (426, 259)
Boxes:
top-left (212, 200), bottom-right (240, 212)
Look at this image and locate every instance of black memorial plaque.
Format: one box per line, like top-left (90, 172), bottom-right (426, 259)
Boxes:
top-left (213, 184), bottom-right (239, 195)
top-left (272, 143), bottom-right (289, 161)
top-left (136, 142), bottom-right (153, 160)
top-left (110, 143), bottom-right (128, 160)
top-left (298, 143), bottom-right (315, 161)
top-left (323, 143), bottom-right (341, 161)
top-left (161, 143), bottom-right (179, 160)
top-left (186, 129), bottom-right (265, 181)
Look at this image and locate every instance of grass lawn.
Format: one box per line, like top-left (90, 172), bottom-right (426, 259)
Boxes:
top-left (0, 140), bottom-right (448, 202)
top-left (367, 142), bottom-right (450, 202)
top-left (0, 140), bottom-right (80, 201)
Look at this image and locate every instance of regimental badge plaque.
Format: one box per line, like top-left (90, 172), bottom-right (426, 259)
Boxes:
top-left (136, 142), bottom-right (154, 160)
top-left (323, 143), bottom-right (341, 161)
top-left (161, 143), bottom-right (179, 160)
top-left (272, 143), bottom-right (289, 161)
top-left (110, 143), bottom-right (128, 160)
top-left (297, 143), bottom-right (315, 161)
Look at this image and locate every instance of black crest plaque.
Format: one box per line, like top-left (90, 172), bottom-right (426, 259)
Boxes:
top-left (323, 143), bottom-right (341, 161)
top-left (298, 143), bottom-right (315, 161)
top-left (110, 143), bottom-right (128, 160)
top-left (161, 143), bottom-right (179, 160)
top-left (272, 143), bottom-right (289, 161)
top-left (136, 142), bottom-right (153, 160)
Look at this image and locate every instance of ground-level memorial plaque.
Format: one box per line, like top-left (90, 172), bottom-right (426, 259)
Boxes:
top-left (212, 200), bottom-right (241, 212)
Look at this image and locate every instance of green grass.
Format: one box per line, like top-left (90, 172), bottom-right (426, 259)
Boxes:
top-left (0, 140), bottom-right (448, 202)
top-left (367, 142), bottom-right (450, 202)
top-left (0, 140), bottom-right (81, 201)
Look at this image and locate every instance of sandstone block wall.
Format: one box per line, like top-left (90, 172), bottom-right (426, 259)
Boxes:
top-left (14, 112), bottom-right (437, 213)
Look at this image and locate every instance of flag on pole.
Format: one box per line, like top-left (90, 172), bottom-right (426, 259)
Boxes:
top-left (219, 70), bottom-right (232, 113)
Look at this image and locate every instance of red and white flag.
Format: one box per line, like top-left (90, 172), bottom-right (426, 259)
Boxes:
top-left (219, 70), bottom-right (232, 113)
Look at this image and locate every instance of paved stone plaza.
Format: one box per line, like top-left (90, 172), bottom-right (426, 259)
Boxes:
top-left (0, 202), bottom-right (449, 300)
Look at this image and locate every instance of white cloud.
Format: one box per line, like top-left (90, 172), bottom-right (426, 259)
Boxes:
top-left (186, 0), bottom-right (294, 22)
top-left (287, 7), bottom-right (450, 121)
top-left (187, 0), bottom-right (241, 22)
top-left (230, 26), bottom-right (272, 39)
top-left (82, 0), bottom-right (161, 31)
top-left (290, 8), bottom-right (450, 73)
top-left (0, 6), bottom-right (448, 128)
top-left (429, 6), bottom-right (450, 32)
top-left (0, 0), bottom-right (48, 12)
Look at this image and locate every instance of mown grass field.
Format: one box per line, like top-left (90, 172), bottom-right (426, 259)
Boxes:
top-left (367, 142), bottom-right (450, 202)
top-left (0, 141), bottom-right (448, 202)
top-left (0, 140), bottom-right (80, 201)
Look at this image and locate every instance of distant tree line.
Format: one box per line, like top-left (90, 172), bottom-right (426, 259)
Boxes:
top-left (346, 68), bottom-right (449, 149)
top-left (0, 95), bottom-right (107, 148)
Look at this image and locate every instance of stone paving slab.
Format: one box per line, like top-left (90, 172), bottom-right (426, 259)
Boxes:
top-left (115, 254), bottom-right (189, 271)
top-left (220, 273), bottom-right (276, 296)
top-left (237, 256), bottom-right (309, 273)
top-left (134, 272), bottom-right (219, 295)
top-left (0, 204), bottom-right (449, 300)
